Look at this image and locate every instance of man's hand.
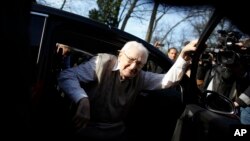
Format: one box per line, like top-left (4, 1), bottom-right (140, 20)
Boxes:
top-left (154, 41), bottom-right (164, 48)
top-left (73, 97), bottom-right (90, 129)
top-left (180, 40), bottom-right (198, 61)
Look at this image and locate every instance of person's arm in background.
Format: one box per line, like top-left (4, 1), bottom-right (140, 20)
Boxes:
top-left (56, 43), bottom-right (71, 56)
top-left (56, 43), bottom-right (72, 69)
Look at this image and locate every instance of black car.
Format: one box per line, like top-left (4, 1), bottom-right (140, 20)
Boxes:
top-left (3, 0), bottom-right (249, 140)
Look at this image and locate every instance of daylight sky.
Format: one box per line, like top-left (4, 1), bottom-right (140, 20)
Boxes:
top-left (36, 0), bottom-right (194, 50)
top-left (36, 0), bottom-right (151, 39)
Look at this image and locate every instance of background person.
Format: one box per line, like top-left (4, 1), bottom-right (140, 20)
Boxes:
top-left (167, 47), bottom-right (178, 62)
top-left (234, 85), bottom-right (250, 125)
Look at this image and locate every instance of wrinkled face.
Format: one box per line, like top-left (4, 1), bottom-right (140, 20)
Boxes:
top-left (168, 49), bottom-right (177, 61)
top-left (118, 48), bottom-right (147, 80)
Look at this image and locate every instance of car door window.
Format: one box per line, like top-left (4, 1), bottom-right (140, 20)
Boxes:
top-left (197, 17), bottom-right (250, 100)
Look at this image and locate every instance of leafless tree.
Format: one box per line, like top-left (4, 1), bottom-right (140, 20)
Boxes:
top-left (119, 0), bottom-right (154, 31)
top-left (145, 2), bottom-right (159, 42)
top-left (120, 0), bottom-right (138, 30)
top-left (60, 0), bottom-right (67, 10)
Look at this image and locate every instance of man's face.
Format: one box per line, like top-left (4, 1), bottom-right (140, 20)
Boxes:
top-left (118, 48), bottom-right (147, 80)
top-left (168, 49), bottom-right (177, 61)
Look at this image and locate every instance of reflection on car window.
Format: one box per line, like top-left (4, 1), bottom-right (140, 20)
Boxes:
top-left (144, 60), bottom-right (166, 73)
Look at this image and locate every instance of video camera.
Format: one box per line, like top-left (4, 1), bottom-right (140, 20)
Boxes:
top-left (216, 30), bottom-right (242, 65)
top-left (217, 30), bottom-right (242, 50)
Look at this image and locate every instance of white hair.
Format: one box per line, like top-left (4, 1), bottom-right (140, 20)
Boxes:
top-left (120, 41), bottom-right (149, 59)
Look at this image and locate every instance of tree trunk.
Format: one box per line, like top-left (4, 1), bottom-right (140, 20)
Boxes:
top-left (145, 2), bottom-right (159, 43)
top-left (120, 0), bottom-right (138, 31)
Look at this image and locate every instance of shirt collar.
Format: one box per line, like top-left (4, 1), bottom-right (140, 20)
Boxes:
top-left (112, 60), bottom-right (119, 71)
top-left (112, 60), bottom-right (125, 81)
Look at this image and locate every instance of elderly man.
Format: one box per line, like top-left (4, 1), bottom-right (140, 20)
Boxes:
top-left (58, 40), bottom-right (197, 140)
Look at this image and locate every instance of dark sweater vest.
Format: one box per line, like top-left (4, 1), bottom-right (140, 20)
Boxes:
top-left (88, 53), bottom-right (142, 123)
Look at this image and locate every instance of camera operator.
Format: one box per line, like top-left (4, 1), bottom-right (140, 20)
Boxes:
top-left (206, 53), bottom-right (239, 99)
top-left (206, 30), bottom-right (243, 98)
top-left (233, 38), bottom-right (250, 125)
top-left (196, 51), bottom-right (215, 90)
top-left (205, 30), bottom-right (250, 124)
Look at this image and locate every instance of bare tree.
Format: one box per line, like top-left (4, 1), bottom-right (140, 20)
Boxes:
top-left (145, 2), bottom-right (159, 42)
top-left (36, 0), bottom-right (68, 10)
top-left (120, 0), bottom-right (138, 31)
top-left (161, 13), bottom-right (193, 43)
top-left (119, 0), bottom-right (154, 31)
top-left (60, 0), bottom-right (67, 10)
top-left (185, 6), bottom-right (236, 46)
top-left (153, 6), bottom-right (213, 48)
